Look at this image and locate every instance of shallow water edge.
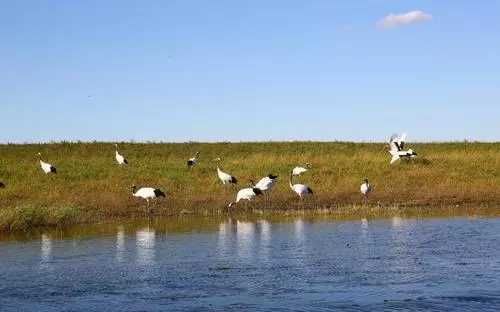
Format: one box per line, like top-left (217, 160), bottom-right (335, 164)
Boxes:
top-left (1, 203), bottom-right (499, 241)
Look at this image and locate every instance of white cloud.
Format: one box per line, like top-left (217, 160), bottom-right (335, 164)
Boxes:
top-left (377, 10), bottom-right (432, 29)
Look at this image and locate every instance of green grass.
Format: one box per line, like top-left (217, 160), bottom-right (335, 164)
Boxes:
top-left (0, 141), bottom-right (499, 231)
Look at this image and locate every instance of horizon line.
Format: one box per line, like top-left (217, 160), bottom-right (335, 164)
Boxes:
top-left (1, 139), bottom-right (498, 145)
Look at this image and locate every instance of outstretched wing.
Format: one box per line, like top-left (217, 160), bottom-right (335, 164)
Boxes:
top-left (389, 134), bottom-right (401, 151)
top-left (398, 133), bottom-right (407, 150)
top-left (389, 133), bottom-right (407, 151)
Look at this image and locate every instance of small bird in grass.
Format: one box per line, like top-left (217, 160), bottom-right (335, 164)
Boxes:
top-left (292, 163), bottom-right (312, 176)
top-left (389, 133), bottom-right (417, 164)
top-left (115, 144), bottom-right (128, 165)
top-left (228, 182), bottom-right (263, 208)
top-left (289, 170), bottom-right (313, 199)
top-left (360, 178), bottom-right (372, 200)
top-left (131, 185), bottom-right (166, 212)
top-left (187, 152), bottom-right (200, 169)
top-left (253, 174), bottom-right (278, 192)
top-left (37, 152), bottom-right (57, 174)
top-left (214, 158), bottom-right (238, 185)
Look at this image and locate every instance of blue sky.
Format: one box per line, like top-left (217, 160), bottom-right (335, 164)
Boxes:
top-left (1, 0), bottom-right (499, 142)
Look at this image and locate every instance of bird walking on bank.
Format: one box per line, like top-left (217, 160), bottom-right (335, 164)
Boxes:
top-left (292, 163), bottom-right (312, 176)
top-left (289, 170), bottom-right (313, 199)
top-left (228, 182), bottom-right (263, 208)
top-left (37, 153), bottom-right (57, 174)
top-left (131, 185), bottom-right (166, 212)
top-left (360, 178), bottom-right (372, 201)
top-left (214, 158), bottom-right (238, 185)
top-left (253, 174), bottom-right (278, 192)
top-left (389, 133), bottom-right (417, 164)
top-left (187, 152), bottom-right (200, 169)
top-left (115, 144), bottom-right (128, 165)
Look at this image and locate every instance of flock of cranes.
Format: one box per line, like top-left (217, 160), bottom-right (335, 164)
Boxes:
top-left (0, 133), bottom-right (418, 211)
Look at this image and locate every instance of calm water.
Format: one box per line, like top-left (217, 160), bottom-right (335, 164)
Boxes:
top-left (1, 216), bottom-right (500, 311)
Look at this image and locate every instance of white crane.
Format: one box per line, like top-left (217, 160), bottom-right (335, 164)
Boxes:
top-left (214, 158), bottom-right (238, 185)
top-left (37, 153), bottom-right (57, 174)
top-left (389, 133), bottom-right (417, 164)
top-left (131, 185), bottom-right (166, 211)
top-left (289, 170), bottom-right (313, 199)
top-left (187, 152), bottom-right (200, 169)
top-left (253, 174), bottom-right (278, 192)
top-left (115, 144), bottom-right (128, 165)
top-left (292, 163), bottom-right (312, 176)
top-left (360, 178), bottom-right (372, 200)
top-left (228, 182), bottom-right (263, 207)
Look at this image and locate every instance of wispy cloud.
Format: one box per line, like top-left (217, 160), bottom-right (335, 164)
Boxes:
top-left (377, 10), bottom-right (432, 29)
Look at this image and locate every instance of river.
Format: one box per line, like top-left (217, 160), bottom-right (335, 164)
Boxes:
top-left (1, 216), bottom-right (500, 311)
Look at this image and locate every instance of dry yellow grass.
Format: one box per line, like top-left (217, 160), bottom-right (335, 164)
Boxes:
top-left (0, 141), bottom-right (498, 231)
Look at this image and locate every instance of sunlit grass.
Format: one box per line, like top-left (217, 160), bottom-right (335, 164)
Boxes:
top-left (0, 141), bottom-right (498, 230)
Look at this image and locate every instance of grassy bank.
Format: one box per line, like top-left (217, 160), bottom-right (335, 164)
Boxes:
top-left (0, 142), bottom-right (499, 231)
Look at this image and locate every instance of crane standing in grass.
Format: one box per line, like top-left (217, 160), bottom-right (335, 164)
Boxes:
top-left (360, 178), bottom-right (372, 201)
top-left (228, 182), bottom-right (263, 207)
top-left (253, 174), bottom-right (278, 192)
top-left (289, 170), bottom-right (313, 199)
top-left (187, 152), bottom-right (200, 169)
top-left (37, 152), bottom-right (57, 174)
top-left (115, 144), bottom-right (128, 165)
top-left (214, 158), bottom-right (238, 185)
top-left (292, 163), bottom-right (312, 176)
top-left (131, 185), bottom-right (166, 213)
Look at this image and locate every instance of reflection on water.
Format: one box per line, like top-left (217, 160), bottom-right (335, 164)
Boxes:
top-left (361, 218), bottom-right (369, 229)
top-left (294, 218), bottom-right (305, 244)
top-left (391, 216), bottom-right (405, 228)
top-left (3, 215), bottom-right (500, 311)
top-left (258, 220), bottom-right (271, 261)
top-left (40, 234), bottom-right (52, 270)
top-left (236, 220), bottom-right (255, 260)
top-left (258, 220), bottom-right (271, 244)
top-left (116, 226), bottom-right (126, 263)
top-left (217, 219), bottom-right (273, 261)
top-left (136, 227), bottom-right (156, 266)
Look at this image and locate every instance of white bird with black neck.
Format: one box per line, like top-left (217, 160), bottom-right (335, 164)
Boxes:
top-left (37, 152), bottom-right (57, 174)
top-left (115, 144), bottom-right (128, 165)
top-left (253, 174), bottom-right (278, 192)
top-left (131, 185), bottom-right (166, 212)
top-left (228, 181), bottom-right (263, 207)
top-left (289, 170), bottom-right (313, 199)
top-left (214, 158), bottom-right (238, 185)
top-left (292, 163), bottom-right (311, 176)
top-left (360, 178), bottom-right (372, 200)
top-left (187, 152), bottom-right (200, 169)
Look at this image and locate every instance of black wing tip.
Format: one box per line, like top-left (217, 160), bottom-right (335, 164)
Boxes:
top-left (0, 182), bottom-right (5, 188)
top-left (50, 167), bottom-right (57, 173)
top-left (154, 189), bottom-right (166, 197)
top-left (230, 176), bottom-right (238, 184)
top-left (268, 174), bottom-right (278, 179)
top-left (253, 188), bottom-right (263, 195)
top-left (307, 187), bottom-right (314, 194)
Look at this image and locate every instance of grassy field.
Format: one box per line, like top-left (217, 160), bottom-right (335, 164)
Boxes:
top-left (0, 142), bottom-right (499, 231)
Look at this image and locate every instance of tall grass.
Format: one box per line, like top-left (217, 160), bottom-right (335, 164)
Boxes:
top-left (0, 142), bottom-right (499, 230)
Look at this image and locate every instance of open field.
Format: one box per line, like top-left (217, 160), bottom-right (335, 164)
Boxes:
top-left (0, 142), bottom-right (499, 231)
